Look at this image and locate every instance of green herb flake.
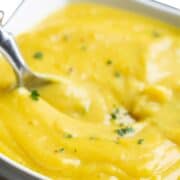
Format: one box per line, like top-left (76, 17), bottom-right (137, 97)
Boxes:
top-left (30, 90), bottom-right (40, 101)
top-left (59, 148), bottom-right (65, 152)
top-left (137, 138), bottom-right (144, 145)
top-left (80, 44), bottom-right (87, 51)
top-left (111, 113), bottom-right (117, 120)
top-left (89, 136), bottom-right (96, 140)
top-left (115, 127), bottom-right (134, 137)
top-left (54, 148), bottom-right (64, 153)
top-left (74, 149), bottom-right (77, 153)
top-left (106, 59), bottom-right (112, 65)
top-left (114, 141), bottom-right (120, 144)
top-left (110, 108), bottom-right (120, 120)
top-left (114, 72), bottom-right (120, 78)
top-left (33, 51), bottom-right (43, 59)
top-left (64, 133), bottom-right (73, 139)
top-left (152, 31), bottom-right (161, 38)
top-left (62, 34), bottom-right (69, 41)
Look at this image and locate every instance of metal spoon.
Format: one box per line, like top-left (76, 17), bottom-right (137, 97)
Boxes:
top-left (0, 0), bottom-right (55, 90)
top-left (0, 26), bottom-right (54, 89)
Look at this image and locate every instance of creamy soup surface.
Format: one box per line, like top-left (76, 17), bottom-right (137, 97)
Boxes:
top-left (0, 3), bottom-right (179, 179)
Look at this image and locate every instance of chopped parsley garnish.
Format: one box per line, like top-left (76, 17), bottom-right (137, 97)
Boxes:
top-left (137, 138), bottom-right (144, 145)
top-left (54, 148), bottom-right (64, 153)
top-left (59, 148), bottom-right (65, 152)
top-left (81, 44), bottom-right (87, 51)
top-left (64, 133), bottom-right (73, 139)
top-left (111, 108), bottom-right (120, 120)
top-left (111, 113), bottom-right (117, 119)
top-left (114, 72), bottom-right (120, 78)
top-left (106, 59), bottom-right (112, 65)
top-left (89, 136), bottom-right (97, 140)
top-left (33, 51), bottom-right (43, 59)
top-left (152, 31), bottom-right (161, 38)
top-left (30, 90), bottom-right (40, 101)
top-left (114, 141), bottom-right (120, 144)
top-left (115, 127), bottom-right (134, 137)
top-left (62, 34), bottom-right (69, 41)
top-left (74, 149), bottom-right (77, 153)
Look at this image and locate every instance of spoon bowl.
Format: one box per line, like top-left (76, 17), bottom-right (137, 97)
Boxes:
top-left (0, 26), bottom-right (56, 90)
top-left (0, 0), bottom-right (56, 90)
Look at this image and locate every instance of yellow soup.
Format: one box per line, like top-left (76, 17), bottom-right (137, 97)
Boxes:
top-left (0, 3), bottom-right (180, 179)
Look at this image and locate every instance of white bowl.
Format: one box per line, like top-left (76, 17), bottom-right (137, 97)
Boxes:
top-left (1, 0), bottom-right (180, 179)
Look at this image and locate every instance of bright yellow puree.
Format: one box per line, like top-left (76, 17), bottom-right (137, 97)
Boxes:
top-left (0, 3), bottom-right (179, 179)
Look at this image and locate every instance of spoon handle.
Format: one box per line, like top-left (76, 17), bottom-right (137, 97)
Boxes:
top-left (0, 26), bottom-right (29, 84)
